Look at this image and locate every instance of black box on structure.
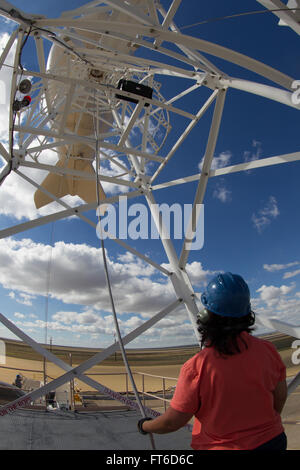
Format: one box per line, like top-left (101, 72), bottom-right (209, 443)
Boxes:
top-left (116, 79), bottom-right (153, 107)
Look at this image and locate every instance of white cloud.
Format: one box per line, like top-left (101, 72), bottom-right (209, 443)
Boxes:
top-left (0, 238), bottom-right (211, 316)
top-left (0, 144), bottom-right (83, 220)
top-left (14, 308), bottom-right (197, 347)
top-left (212, 182), bottom-right (232, 203)
top-left (253, 292), bottom-right (300, 330)
top-left (185, 262), bottom-right (218, 287)
top-left (98, 150), bottom-right (133, 195)
top-left (243, 140), bottom-right (262, 164)
top-left (252, 196), bottom-right (279, 233)
top-left (256, 283), bottom-right (295, 305)
top-left (198, 150), bottom-right (232, 172)
top-left (283, 269), bottom-right (300, 280)
top-left (9, 290), bottom-right (36, 306)
top-left (14, 312), bottom-right (25, 319)
top-left (263, 262), bottom-right (299, 272)
top-left (0, 237), bottom-right (216, 346)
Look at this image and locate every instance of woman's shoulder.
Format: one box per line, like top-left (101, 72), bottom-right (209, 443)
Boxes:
top-left (182, 348), bottom-right (210, 371)
top-left (244, 333), bottom-right (285, 362)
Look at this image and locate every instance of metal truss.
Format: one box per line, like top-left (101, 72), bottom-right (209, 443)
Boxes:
top-left (0, 0), bottom-right (299, 410)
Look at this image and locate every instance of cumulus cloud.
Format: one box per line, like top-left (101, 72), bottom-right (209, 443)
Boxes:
top-left (253, 289), bottom-right (300, 330)
top-left (14, 312), bottom-right (25, 319)
top-left (252, 196), bottom-right (279, 233)
top-left (0, 238), bottom-right (212, 317)
top-left (263, 262), bottom-right (299, 272)
top-left (0, 237), bottom-right (216, 345)
top-left (256, 283), bottom-right (295, 305)
top-left (243, 139), bottom-right (262, 164)
top-left (212, 181), bottom-right (232, 203)
top-left (198, 150), bottom-right (232, 172)
top-left (185, 261), bottom-right (218, 287)
top-left (98, 150), bottom-right (133, 195)
top-left (9, 291), bottom-right (36, 306)
top-left (262, 262), bottom-right (300, 280)
top-left (251, 281), bottom-right (300, 333)
top-left (283, 269), bottom-right (300, 280)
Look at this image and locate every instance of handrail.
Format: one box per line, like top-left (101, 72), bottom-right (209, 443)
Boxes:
top-left (134, 371), bottom-right (178, 381)
top-left (0, 363), bottom-right (178, 411)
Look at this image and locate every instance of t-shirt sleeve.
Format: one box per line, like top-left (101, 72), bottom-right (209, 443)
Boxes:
top-left (170, 359), bottom-right (201, 415)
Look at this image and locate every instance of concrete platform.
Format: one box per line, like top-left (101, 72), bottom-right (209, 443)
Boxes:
top-left (0, 383), bottom-right (298, 450)
top-left (0, 402), bottom-right (298, 450)
top-left (0, 409), bottom-right (192, 450)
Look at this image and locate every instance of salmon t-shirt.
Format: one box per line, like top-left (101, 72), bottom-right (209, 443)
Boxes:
top-left (170, 332), bottom-right (286, 450)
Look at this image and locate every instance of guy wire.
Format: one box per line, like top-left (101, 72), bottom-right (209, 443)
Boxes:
top-left (93, 95), bottom-right (156, 450)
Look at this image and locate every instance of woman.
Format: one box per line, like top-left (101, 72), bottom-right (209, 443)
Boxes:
top-left (138, 272), bottom-right (287, 450)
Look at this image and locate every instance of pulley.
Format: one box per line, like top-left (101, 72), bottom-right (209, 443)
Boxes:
top-left (18, 79), bottom-right (32, 94)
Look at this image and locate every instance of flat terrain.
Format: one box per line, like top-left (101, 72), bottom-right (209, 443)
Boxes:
top-left (0, 332), bottom-right (299, 392)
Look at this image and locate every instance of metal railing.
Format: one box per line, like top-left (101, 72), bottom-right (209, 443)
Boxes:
top-left (0, 363), bottom-right (178, 412)
top-left (83, 370), bottom-right (178, 411)
top-left (134, 371), bottom-right (177, 412)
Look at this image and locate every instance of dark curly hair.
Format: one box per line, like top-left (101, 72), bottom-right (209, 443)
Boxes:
top-left (197, 310), bottom-right (256, 357)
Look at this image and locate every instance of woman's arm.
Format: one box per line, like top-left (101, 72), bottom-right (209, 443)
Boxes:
top-left (140, 406), bottom-right (193, 435)
top-left (272, 380), bottom-right (287, 414)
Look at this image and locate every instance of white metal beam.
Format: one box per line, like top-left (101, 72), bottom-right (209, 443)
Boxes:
top-left (8, 28), bottom-right (24, 153)
top-left (0, 299), bottom-right (182, 416)
top-left (20, 69), bottom-right (198, 121)
top-left (14, 126), bottom-right (165, 163)
top-left (74, 45), bottom-right (201, 79)
top-left (18, 159), bottom-right (138, 189)
top-left (151, 89), bottom-right (220, 183)
top-left (146, 0), bottom-right (159, 25)
top-left (60, 4), bottom-right (111, 19)
top-left (256, 0), bottom-right (300, 35)
top-left (179, 89), bottom-right (227, 269)
top-left (34, 34), bottom-right (52, 113)
top-left (118, 101), bottom-right (143, 147)
top-left (33, 18), bottom-right (294, 90)
top-left (0, 143), bottom-right (10, 162)
top-left (144, 188), bottom-right (202, 345)
top-left (156, 3), bottom-right (223, 76)
top-left (151, 151), bottom-right (300, 191)
top-left (104, 0), bottom-right (155, 25)
top-left (220, 77), bottom-right (300, 110)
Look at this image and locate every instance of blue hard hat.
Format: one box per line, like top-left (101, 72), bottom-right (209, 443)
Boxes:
top-left (201, 272), bottom-right (251, 318)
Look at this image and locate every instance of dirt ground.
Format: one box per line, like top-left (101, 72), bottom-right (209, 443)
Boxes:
top-left (1, 332), bottom-right (299, 393)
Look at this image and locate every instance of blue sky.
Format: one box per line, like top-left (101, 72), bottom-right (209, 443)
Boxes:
top-left (0, 0), bottom-right (299, 349)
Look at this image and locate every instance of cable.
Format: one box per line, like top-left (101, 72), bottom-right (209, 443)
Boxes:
top-left (180, 7), bottom-right (300, 31)
top-left (93, 101), bottom-right (156, 450)
top-left (43, 221), bottom-right (55, 387)
top-left (0, 7), bottom-right (93, 66)
top-left (0, 26), bottom-right (33, 187)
